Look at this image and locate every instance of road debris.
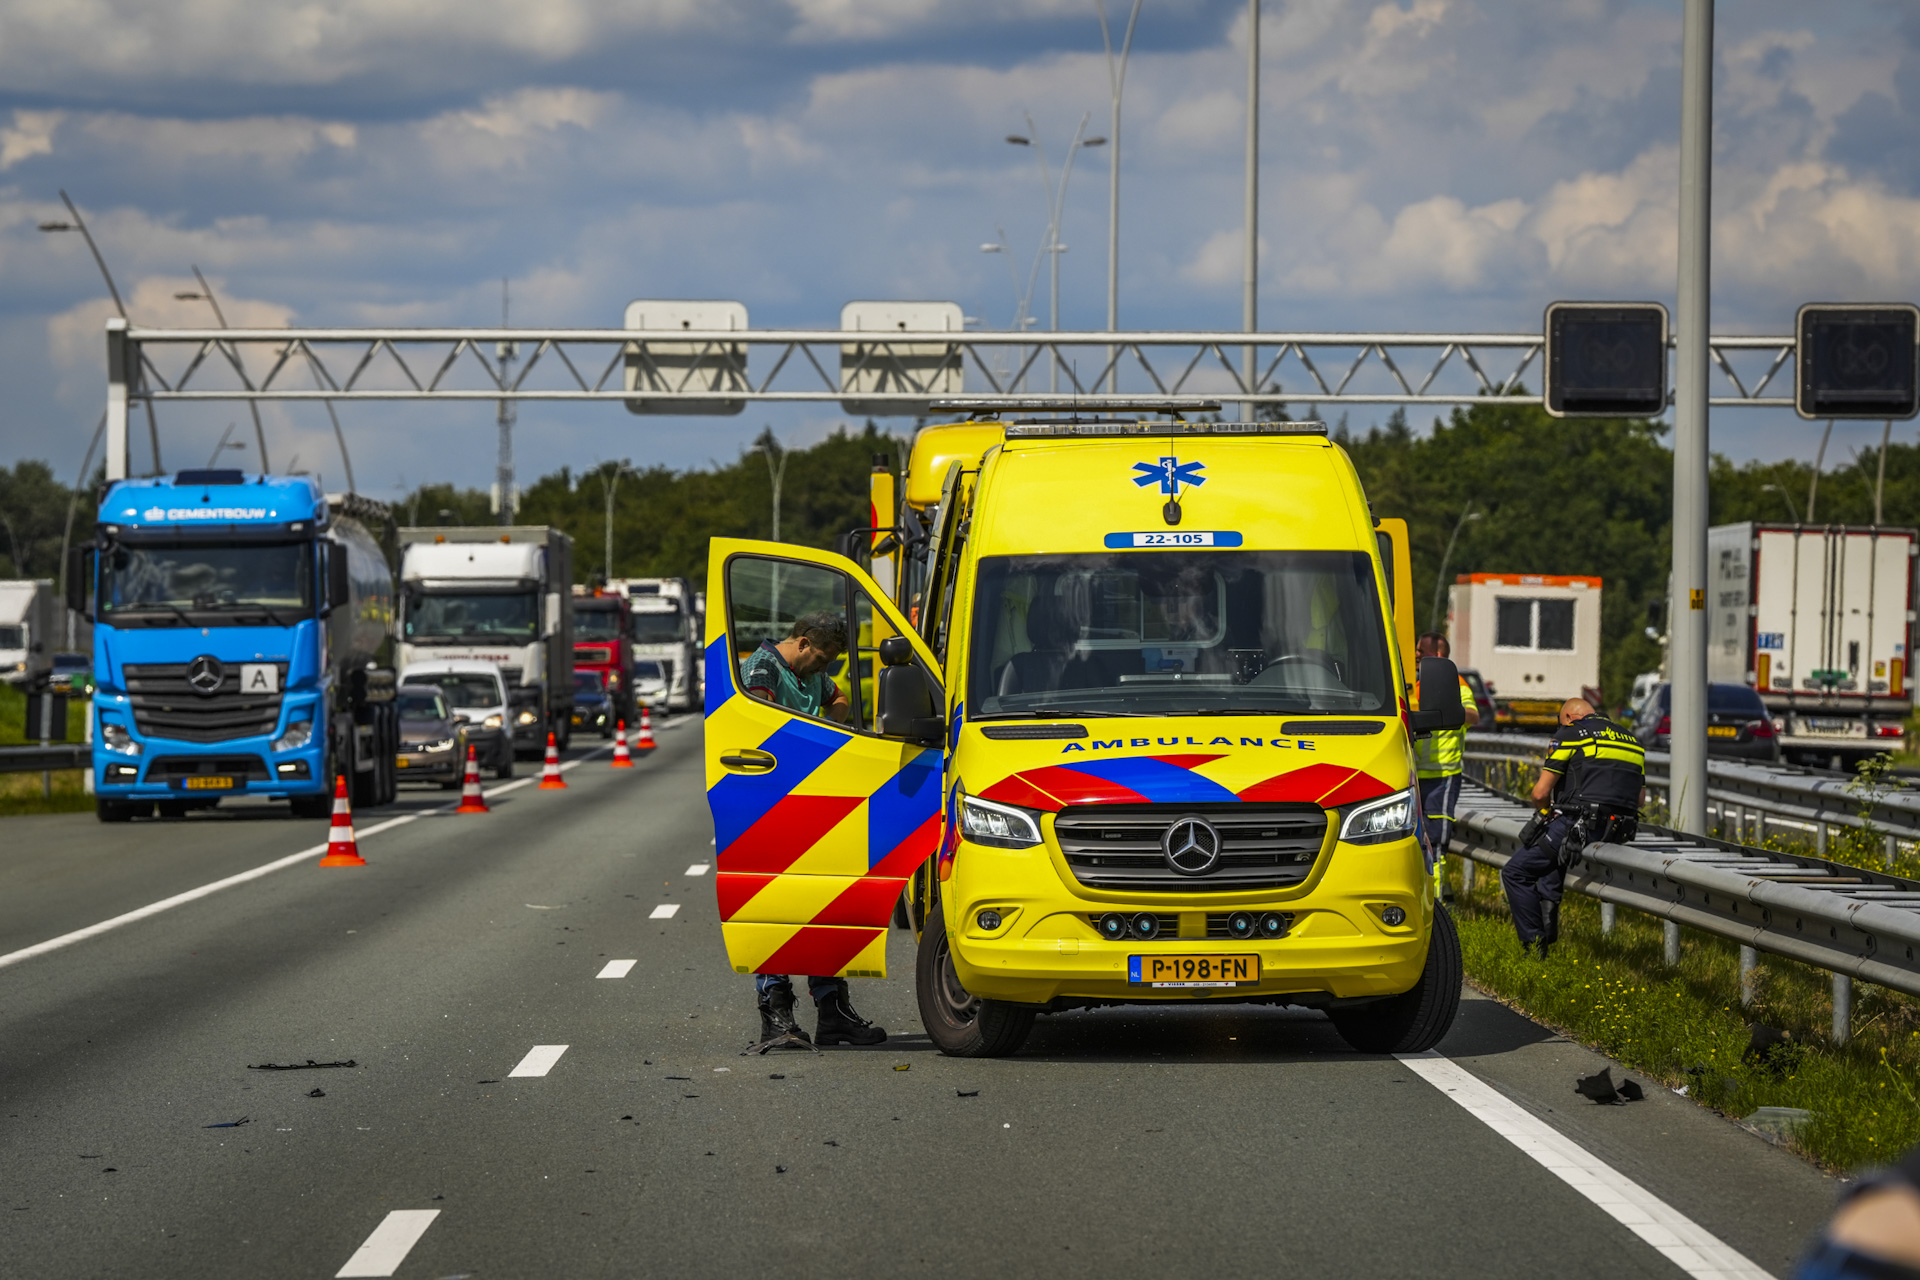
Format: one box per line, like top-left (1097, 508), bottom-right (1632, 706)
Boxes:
top-left (1573, 1068), bottom-right (1644, 1105)
top-left (892, 1064), bottom-right (909, 1072)
top-left (306, 1088), bottom-right (326, 1098)
top-left (956, 1090), bottom-right (979, 1098)
top-left (203, 1117), bottom-right (251, 1129)
top-left (248, 1060), bottom-right (357, 1071)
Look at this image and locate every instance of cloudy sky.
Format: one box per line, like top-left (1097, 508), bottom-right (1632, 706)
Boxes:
top-left (1, 0), bottom-right (1916, 498)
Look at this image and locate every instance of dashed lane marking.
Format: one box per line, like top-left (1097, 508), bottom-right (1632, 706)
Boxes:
top-left (650, 903), bottom-right (681, 919)
top-left (1398, 1052), bottom-right (1770, 1280)
top-left (0, 745), bottom-right (615, 974)
top-left (685, 863), bottom-right (710, 876)
top-left (335, 1209), bottom-right (440, 1278)
top-left (596, 959), bottom-right (637, 979)
top-left (508, 1045), bottom-right (570, 1078)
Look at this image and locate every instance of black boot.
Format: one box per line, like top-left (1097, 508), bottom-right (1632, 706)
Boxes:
top-left (755, 983), bottom-right (812, 1048)
top-left (814, 982), bottom-right (886, 1047)
top-left (1540, 898), bottom-right (1561, 947)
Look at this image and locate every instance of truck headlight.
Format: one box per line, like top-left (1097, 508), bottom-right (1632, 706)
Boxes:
top-left (102, 723), bottom-right (141, 755)
top-left (1339, 788), bottom-right (1419, 845)
top-left (958, 793), bottom-right (1044, 849)
top-left (515, 709), bottom-right (537, 726)
top-left (483, 714), bottom-right (503, 729)
top-left (272, 719), bottom-right (314, 752)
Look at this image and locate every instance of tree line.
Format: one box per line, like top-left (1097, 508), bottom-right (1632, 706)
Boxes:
top-left (7, 406), bottom-right (1918, 707)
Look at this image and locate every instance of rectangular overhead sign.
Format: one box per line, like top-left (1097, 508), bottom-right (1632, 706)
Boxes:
top-left (1542, 302), bottom-right (1669, 418)
top-left (1796, 303), bottom-right (1919, 420)
top-left (840, 301), bottom-right (964, 416)
top-left (624, 300), bottom-right (749, 416)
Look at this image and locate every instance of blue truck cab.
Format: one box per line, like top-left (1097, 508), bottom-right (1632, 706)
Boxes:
top-left (74, 470), bottom-right (401, 822)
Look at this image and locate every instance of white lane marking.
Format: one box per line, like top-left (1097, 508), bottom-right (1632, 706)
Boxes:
top-left (335, 1208), bottom-right (440, 1278)
top-left (650, 903), bottom-right (681, 919)
top-left (597, 959), bottom-right (637, 979)
top-left (0, 744), bottom-right (618, 973)
top-left (1398, 1052), bottom-right (1770, 1280)
top-left (0, 812), bottom-right (422, 972)
top-left (508, 1044), bottom-right (570, 1077)
top-left (685, 864), bottom-right (710, 876)
top-left (482, 743), bottom-right (611, 798)
top-left (661, 714), bottom-right (695, 729)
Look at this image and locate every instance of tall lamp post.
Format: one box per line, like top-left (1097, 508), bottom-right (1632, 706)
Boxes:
top-left (1006, 115), bottom-right (1105, 391)
top-left (981, 227), bottom-right (1041, 391)
top-left (592, 461), bottom-right (637, 583)
top-left (39, 190), bottom-right (163, 475)
top-left (1095, 0), bottom-right (1145, 393)
top-left (1243, 0), bottom-right (1260, 417)
top-left (174, 267), bottom-right (271, 473)
top-left (1431, 508), bottom-right (1482, 632)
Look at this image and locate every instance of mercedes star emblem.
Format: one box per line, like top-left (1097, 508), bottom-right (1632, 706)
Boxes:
top-left (1162, 815), bottom-right (1223, 876)
top-left (187, 655), bottom-right (225, 695)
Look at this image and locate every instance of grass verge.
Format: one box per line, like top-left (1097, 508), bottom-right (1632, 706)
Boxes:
top-left (0, 683), bottom-right (92, 815)
top-left (1449, 859), bottom-right (1920, 1172)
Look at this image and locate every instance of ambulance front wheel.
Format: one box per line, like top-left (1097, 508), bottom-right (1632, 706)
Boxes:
top-left (916, 908), bottom-right (1034, 1058)
top-left (1327, 904), bottom-right (1463, 1054)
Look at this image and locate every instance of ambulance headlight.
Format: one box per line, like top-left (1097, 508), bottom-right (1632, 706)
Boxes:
top-left (959, 793), bottom-right (1044, 849)
top-left (272, 719), bottom-right (313, 752)
top-left (1340, 787), bottom-right (1419, 845)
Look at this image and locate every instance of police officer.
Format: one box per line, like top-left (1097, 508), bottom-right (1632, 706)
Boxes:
top-left (1501, 697), bottom-right (1645, 959)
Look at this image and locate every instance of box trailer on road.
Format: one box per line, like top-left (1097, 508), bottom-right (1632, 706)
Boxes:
top-left (1447, 573), bottom-right (1603, 729)
top-left (0, 579), bottom-right (56, 688)
top-left (1707, 522), bottom-right (1917, 765)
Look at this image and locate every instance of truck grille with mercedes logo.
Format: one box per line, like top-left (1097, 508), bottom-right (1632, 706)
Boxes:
top-left (125, 661), bottom-right (288, 743)
top-left (1053, 802), bottom-right (1328, 892)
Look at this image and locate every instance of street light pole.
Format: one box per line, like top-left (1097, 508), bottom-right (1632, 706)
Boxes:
top-left (1431, 508), bottom-right (1482, 632)
top-left (1760, 483), bottom-right (1800, 523)
top-left (1095, 0), bottom-right (1145, 394)
top-left (593, 462), bottom-right (636, 583)
top-left (1243, 0), bottom-right (1260, 417)
top-left (179, 266), bottom-right (271, 473)
top-left (41, 191), bottom-right (162, 476)
top-left (1006, 115), bottom-right (1104, 391)
top-left (752, 431), bottom-right (788, 542)
top-left (1669, 0), bottom-right (1714, 836)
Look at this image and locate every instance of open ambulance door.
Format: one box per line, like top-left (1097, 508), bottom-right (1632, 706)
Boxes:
top-left (1375, 518), bottom-right (1416, 680)
top-left (703, 538), bottom-right (946, 980)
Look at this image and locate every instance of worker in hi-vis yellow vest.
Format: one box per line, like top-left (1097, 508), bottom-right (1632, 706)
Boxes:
top-left (1413, 631), bottom-right (1478, 899)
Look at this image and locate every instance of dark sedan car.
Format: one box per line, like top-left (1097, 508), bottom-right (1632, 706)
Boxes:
top-left (1633, 682), bottom-right (1781, 763)
top-left (396, 685), bottom-right (467, 787)
top-left (572, 670), bottom-right (615, 739)
top-left (1458, 667), bottom-right (1497, 731)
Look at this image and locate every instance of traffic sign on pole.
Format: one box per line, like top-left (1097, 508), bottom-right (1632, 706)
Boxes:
top-left (1543, 302), bottom-right (1670, 418)
top-left (1795, 304), bottom-right (1919, 420)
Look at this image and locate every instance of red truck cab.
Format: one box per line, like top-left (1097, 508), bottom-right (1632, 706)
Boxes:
top-left (571, 589), bottom-right (635, 724)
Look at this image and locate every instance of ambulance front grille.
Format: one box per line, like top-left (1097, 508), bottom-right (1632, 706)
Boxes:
top-left (1053, 802), bottom-right (1327, 893)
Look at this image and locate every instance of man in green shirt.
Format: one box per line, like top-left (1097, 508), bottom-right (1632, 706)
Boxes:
top-left (1414, 631), bottom-right (1479, 900)
top-left (736, 610), bottom-right (884, 1049)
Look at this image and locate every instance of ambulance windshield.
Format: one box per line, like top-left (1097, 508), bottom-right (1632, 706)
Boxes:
top-left (967, 550), bottom-right (1392, 717)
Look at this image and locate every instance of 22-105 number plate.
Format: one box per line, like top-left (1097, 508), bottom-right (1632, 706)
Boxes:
top-left (1128, 954), bottom-right (1259, 988)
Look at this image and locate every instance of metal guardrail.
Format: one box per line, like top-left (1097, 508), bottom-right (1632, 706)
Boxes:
top-left (0, 744), bottom-right (89, 774)
top-left (1451, 778), bottom-right (1920, 1041)
top-left (1466, 731), bottom-right (1920, 853)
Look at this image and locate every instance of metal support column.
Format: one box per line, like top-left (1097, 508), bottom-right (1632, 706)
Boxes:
top-left (1669, 0), bottom-right (1714, 836)
top-left (1832, 973), bottom-right (1852, 1046)
top-left (1601, 902), bottom-right (1616, 936)
top-left (1740, 945), bottom-right (1758, 1007)
top-left (104, 318), bottom-right (130, 482)
top-left (1664, 920), bottom-right (1682, 966)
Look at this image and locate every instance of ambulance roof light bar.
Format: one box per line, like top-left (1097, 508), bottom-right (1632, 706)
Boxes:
top-left (929, 396), bottom-right (1221, 421)
top-left (1003, 420), bottom-right (1328, 438)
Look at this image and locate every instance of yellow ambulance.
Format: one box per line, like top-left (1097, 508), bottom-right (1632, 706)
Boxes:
top-left (702, 404), bottom-right (1465, 1057)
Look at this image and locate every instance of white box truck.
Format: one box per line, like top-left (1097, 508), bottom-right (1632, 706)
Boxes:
top-left (1448, 573), bottom-right (1604, 730)
top-left (607, 576), bottom-right (700, 712)
top-left (398, 527), bottom-right (575, 756)
top-left (0, 579), bottom-right (56, 688)
top-left (1707, 522), bottom-right (1917, 764)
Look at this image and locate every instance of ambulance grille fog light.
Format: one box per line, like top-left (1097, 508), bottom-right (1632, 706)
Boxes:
top-left (1380, 906), bottom-right (1407, 927)
top-left (1098, 912), bottom-right (1128, 941)
top-left (1131, 912), bottom-right (1160, 940)
top-left (976, 909), bottom-right (1003, 932)
top-left (1227, 911), bottom-right (1257, 940)
top-left (1257, 912), bottom-right (1289, 940)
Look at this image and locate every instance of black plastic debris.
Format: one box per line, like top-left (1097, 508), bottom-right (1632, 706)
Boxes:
top-left (203, 1117), bottom-right (251, 1129)
top-left (621, 1115), bottom-right (633, 1121)
top-left (1574, 1069), bottom-right (1645, 1105)
top-left (103, 1168), bottom-right (117, 1173)
top-left (306, 1089), bottom-right (326, 1098)
top-left (769, 1074), bottom-right (785, 1080)
top-left (957, 1090), bottom-right (979, 1098)
top-left (247, 1060), bottom-right (356, 1071)
top-left (1745, 1024), bottom-right (1796, 1074)
top-left (666, 1076), bottom-right (691, 1081)
top-left (775, 1165), bottom-right (787, 1174)
top-left (823, 1140), bottom-right (838, 1147)
top-left (477, 1079), bottom-right (500, 1084)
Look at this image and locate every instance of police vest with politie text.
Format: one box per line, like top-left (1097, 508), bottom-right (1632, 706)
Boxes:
top-left (1520, 714), bottom-right (1647, 860)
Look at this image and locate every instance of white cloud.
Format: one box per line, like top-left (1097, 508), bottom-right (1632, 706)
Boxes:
top-left (0, 110), bottom-right (61, 170)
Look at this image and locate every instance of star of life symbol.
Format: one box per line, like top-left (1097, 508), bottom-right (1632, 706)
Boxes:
top-left (1131, 456), bottom-right (1207, 496)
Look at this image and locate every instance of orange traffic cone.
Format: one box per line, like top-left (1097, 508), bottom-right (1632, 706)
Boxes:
top-left (538, 731), bottom-right (567, 790)
top-left (611, 721), bottom-right (634, 768)
top-left (456, 744), bottom-right (490, 813)
top-left (317, 775), bottom-right (366, 866)
top-left (634, 705), bottom-right (658, 753)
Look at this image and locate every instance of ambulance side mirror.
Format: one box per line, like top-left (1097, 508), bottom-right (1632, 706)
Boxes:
top-left (1409, 656), bottom-right (1466, 736)
top-left (877, 636), bottom-right (942, 744)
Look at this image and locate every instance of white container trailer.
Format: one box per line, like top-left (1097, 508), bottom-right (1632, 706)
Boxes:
top-left (1706, 522), bottom-right (1916, 763)
top-left (0, 579), bottom-right (55, 687)
top-left (1448, 573), bottom-right (1603, 730)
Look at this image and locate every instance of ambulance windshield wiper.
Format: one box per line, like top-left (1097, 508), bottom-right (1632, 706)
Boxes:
top-left (975, 709), bottom-right (1128, 720)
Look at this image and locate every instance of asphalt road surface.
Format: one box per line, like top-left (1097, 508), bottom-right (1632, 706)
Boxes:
top-left (1, 720), bottom-right (1841, 1279)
